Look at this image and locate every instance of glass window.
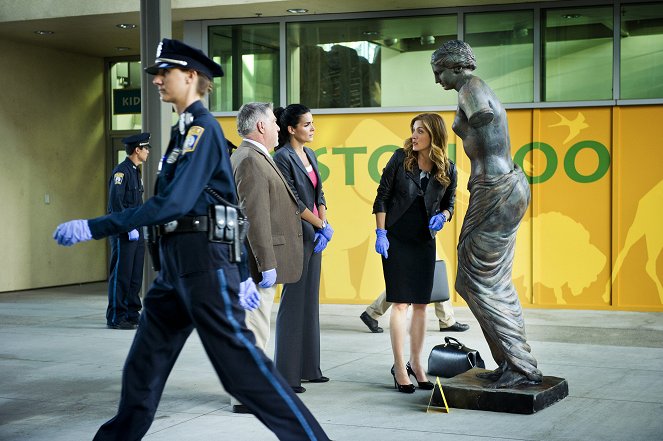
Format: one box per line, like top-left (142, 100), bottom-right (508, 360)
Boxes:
top-left (208, 23), bottom-right (280, 112)
top-left (287, 15), bottom-right (458, 109)
top-left (465, 10), bottom-right (534, 103)
top-left (543, 6), bottom-right (613, 102)
top-left (110, 61), bottom-right (142, 130)
top-left (620, 2), bottom-right (663, 99)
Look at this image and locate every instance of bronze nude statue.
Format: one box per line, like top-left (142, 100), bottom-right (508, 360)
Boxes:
top-left (431, 40), bottom-right (543, 388)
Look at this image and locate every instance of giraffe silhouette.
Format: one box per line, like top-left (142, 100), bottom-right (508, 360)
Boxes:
top-left (607, 179), bottom-right (663, 303)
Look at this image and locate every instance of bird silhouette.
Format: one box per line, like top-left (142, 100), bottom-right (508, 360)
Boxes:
top-left (549, 112), bottom-right (589, 144)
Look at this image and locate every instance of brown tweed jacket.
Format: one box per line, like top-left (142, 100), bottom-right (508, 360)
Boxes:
top-left (231, 141), bottom-right (303, 284)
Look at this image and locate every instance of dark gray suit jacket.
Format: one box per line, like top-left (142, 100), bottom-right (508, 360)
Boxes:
top-left (273, 143), bottom-right (326, 243)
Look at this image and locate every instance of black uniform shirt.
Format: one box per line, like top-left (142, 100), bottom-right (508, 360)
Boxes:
top-left (108, 158), bottom-right (144, 214)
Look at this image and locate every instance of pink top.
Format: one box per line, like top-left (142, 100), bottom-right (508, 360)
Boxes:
top-left (306, 165), bottom-right (319, 217)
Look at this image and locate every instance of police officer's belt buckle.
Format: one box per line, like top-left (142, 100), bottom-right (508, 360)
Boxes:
top-left (163, 220), bottom-right (179, 233)
top-left (158, 217), bottom-right (207, 235)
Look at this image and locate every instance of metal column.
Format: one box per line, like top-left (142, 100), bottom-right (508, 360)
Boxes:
top-left (140, 0), bottom-right (171, 290)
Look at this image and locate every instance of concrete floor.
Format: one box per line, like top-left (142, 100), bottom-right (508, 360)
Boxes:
top-left (1, 282), bottom-right (663, 441)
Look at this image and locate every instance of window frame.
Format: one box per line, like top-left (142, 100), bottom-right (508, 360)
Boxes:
top-left (185, 0), bottom-right (663, 117)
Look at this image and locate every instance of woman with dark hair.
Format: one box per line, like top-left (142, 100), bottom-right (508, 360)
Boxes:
top-left (272, 104), bottom-right (333, 393)
top-left (373, 113), bottom-right (457, 393)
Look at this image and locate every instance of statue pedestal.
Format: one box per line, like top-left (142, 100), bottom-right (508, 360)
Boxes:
top-left (433, 368), bottom-right (568, 414)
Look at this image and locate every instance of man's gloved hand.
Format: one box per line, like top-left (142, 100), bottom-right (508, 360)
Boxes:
top-left (320, 222), bottom-right (334, 241)
top-left (128, 229), bottom-right (140, 241)
top-left (313, 231), bottom-right (328, 254)
top-left (53, 220), bottom-right (93, 246)
top-left (239, 277), bottom-right (260, 311)
top-left (259, 268), bottom-right (277, 288)
top-left (428, 212), bottom-right (447, 232)
top-left (375, 228), bottom-right (389, 259)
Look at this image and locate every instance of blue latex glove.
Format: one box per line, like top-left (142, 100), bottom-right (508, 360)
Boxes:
top-left (428, 212), bottom-right (447, 232)
top-left (259, 268), bottom-right (277, 288)
top-left (128, 229), bottom-right (139, 241)
top-left (239, 277), bottom-right (260, 311)
top-left (375, 228), bottom-right (389, 259)
top-left (320, 222), bottom-right (334, 241)
top-left (53, 220), bottom-right (92, 246)
top-left (313, 231), bottom-right (328, 254)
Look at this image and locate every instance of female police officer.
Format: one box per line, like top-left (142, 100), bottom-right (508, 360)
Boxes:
top-left (53, 38), bottom-right (330, 441)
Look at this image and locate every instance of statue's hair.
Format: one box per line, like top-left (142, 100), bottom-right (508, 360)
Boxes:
top-left (431, 40), bottom-right (477, 71)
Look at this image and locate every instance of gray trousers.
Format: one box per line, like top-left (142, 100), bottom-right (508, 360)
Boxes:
top-left (274, 241), bottom-right (323, 387)
top-left (365, 291), bottom-right (457, 327)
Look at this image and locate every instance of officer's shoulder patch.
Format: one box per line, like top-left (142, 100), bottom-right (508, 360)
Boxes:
top-left (183, 126), bottom-right (205, 154)
top-left (114, 172), bottom-right (124, 185)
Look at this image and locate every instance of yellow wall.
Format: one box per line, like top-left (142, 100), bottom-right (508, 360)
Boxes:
top-left (0, 39), bottom-right (107, 292)
top-left (219, 105), bottom-right (663, 311)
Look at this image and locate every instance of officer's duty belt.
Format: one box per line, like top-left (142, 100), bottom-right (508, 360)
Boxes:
top-left (158, 216), bottom-right (208, 235)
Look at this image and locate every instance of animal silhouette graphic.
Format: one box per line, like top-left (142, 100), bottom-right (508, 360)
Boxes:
top-left (515, 211), bottom-right (605, 304)
top-left (549, 111), bottom-right (589, 144)
top-left (608, 180), bottom-right (663, 303)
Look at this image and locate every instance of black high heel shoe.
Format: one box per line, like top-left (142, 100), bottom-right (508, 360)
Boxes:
top-left (406, 362), bottom-right (434, 390)
top-left (391, 365), bottom-right (415, 393)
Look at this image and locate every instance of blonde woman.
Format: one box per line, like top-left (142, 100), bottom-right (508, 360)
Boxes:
top-left (373, 113), bottom-right (457, 393)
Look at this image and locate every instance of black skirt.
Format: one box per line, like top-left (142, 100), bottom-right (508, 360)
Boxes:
top-left (382, 196), bottom-right (435, 304)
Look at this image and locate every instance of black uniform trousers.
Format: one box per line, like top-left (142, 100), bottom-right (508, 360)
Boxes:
top-left (107, 234), bottom-right (145, 325)
top-left (94, 232), bottom-right (329, 441)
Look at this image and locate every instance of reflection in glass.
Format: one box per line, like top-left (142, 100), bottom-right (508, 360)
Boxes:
top-left (620, 2), bottom-right (663, 99)
top-left (465, 10), bottom-right (534, 103)
top-left (208, 23), bottom-right (279, 112)
top-left (543, 6), bottom-right (613, 101)
top-left (287, 15), bottom-right (458, 108)
top-left (110, 61), bottom-right (142, 130)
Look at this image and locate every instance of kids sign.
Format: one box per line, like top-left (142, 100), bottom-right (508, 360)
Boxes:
top-left (113, 88), bottom-right (141, 114)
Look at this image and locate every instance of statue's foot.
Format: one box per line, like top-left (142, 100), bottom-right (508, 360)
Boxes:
top-left (476, 368), bottom-right (503, 381)
top-left (476, 363), bottom-right (506, 381)
top-left (488, 369), bottom-right (541, 389)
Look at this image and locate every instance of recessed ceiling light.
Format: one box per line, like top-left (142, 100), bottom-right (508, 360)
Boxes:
top-left (562, 14), bottom-right (581, 19)
top-left (287, 8), bottom-right (308, 14)
top-left (116, 47), bottom-right (131, 52)
top-left (34, 30), bottom-right (54, 36)
top-left (116, 23), bottom-right (136, 29)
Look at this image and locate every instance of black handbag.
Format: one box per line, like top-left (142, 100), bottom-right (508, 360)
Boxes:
top-left (430, 260), bottom-right (450, 303)
top-left (427, 336), bottom-right (485, 378)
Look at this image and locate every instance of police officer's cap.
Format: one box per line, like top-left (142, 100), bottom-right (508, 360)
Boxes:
top-left (122, 132), bottom-right (151, 150)
top-left (144, 38), bottom-right (224, 79)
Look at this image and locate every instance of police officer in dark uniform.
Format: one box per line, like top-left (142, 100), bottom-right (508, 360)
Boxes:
top-left (106, 133), bottom-right (150, 330)
top-left (53, 38), bottom-right (331, 441)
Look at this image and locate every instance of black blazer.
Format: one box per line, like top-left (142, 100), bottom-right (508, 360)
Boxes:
top-left (273, 143), bottom-right (327, 243)
top-left (373, 148), bottom-right (457, 237)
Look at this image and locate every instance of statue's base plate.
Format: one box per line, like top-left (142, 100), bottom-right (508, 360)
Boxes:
top-left (433, 368), bottom-right (568, 414)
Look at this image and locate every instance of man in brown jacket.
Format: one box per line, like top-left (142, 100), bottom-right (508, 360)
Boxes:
top-left (230, 102), bottom-right (304, 412)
